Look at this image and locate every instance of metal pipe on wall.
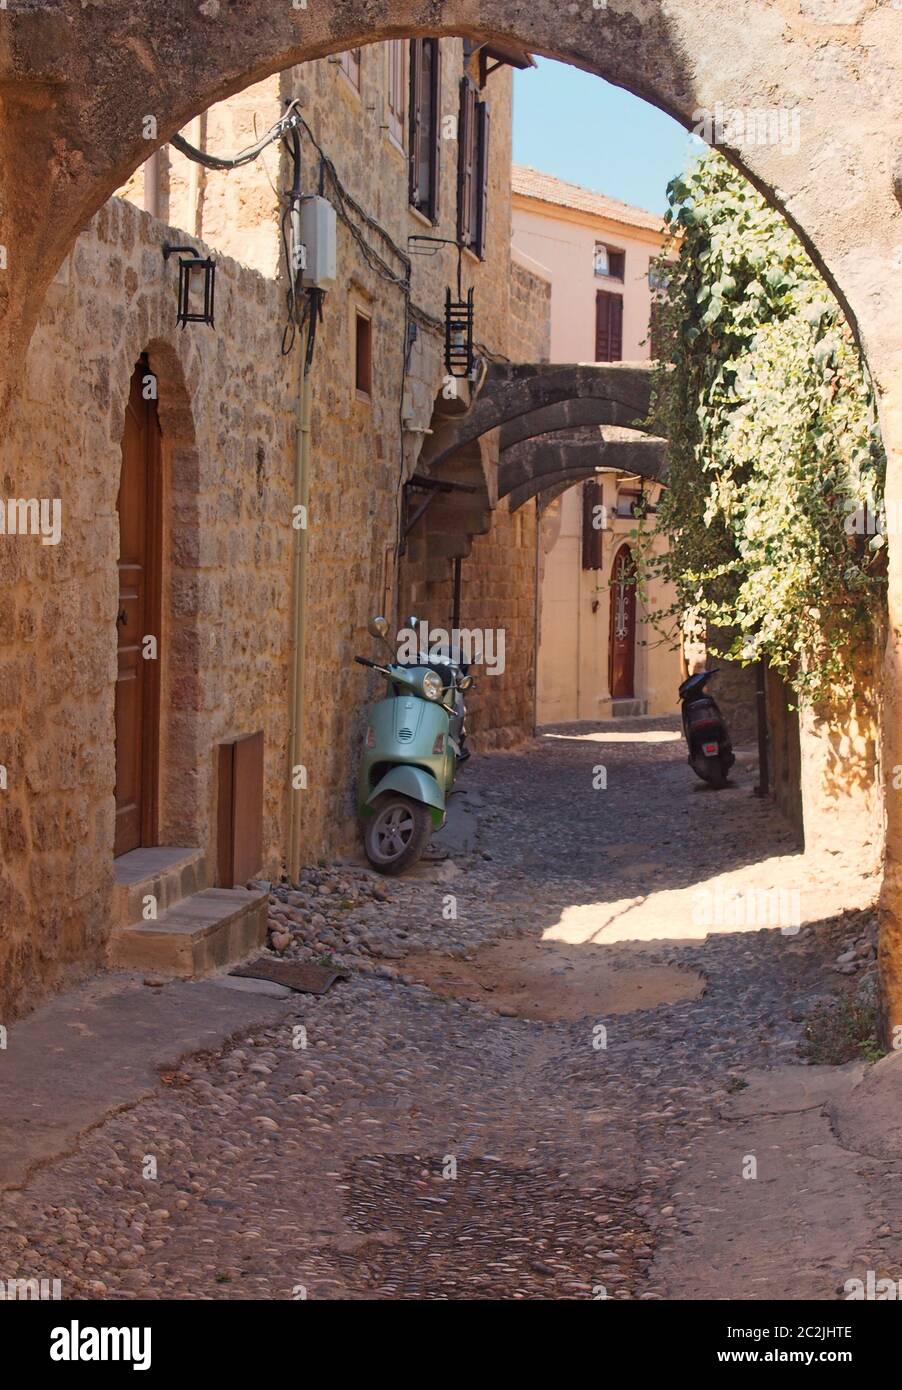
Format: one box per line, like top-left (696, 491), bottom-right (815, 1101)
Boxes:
top-left (144, 152), bottom-right (160, 219)
top-left (287, 333), bottom-right (313, 883)
top-left (187, 117), bottom-right (203, 235)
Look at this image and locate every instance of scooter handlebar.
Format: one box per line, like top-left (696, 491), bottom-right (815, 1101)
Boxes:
top-left (355, 656), bottom-right (378, 668)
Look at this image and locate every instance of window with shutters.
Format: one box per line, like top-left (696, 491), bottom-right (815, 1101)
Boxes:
top-left (594, 243), bottom-right (625, 281)
top-left (337, 49), bottom-right (362, 92)
top-left (386, 40), bottom-right (405, 150)
top-left (409, 38), bottom-right (441, 222)
top-left (581, 480), bottom-right (606, 570)
top-left (457, 80), bottom-right (491, 258)
top-left (595, 290), bottom-right (624, 362)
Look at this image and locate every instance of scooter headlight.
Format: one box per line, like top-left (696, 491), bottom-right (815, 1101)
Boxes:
top-left (421, 670), bottom-right (444, 701)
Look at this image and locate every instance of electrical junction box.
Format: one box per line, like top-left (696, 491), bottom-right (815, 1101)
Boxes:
top-left (300, 195), bottom-right (337, 290)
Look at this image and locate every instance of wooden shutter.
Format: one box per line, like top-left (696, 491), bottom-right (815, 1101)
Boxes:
top-left (457, 78), bottom-right (475, 245)
top-left (595, 290), bottom-right (623, 362)
top-left (408, 40), bottom-right (421, 205)
top-left (582, 480), bottom-right (605, 570)
top-left (610, 293), bottom-right (623, 359)
top-left (429, 39), bottom-right (441, 222)
top-left (476, 101), bottom-right (490, 260)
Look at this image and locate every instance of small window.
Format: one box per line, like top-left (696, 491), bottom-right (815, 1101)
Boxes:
top-left (386, 40), bottom-right (406, 149)
top-left (594, 243), bottom-right (625, 281)
top-left (338, 48), bottom-right (362, 92)
top-left (355, 311), bottom-right (372, 399)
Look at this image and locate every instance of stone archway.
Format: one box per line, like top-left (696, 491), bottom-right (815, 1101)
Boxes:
top-left (499, 433), bottom-right (668, 507)
top-left (2, 1), bottom-right (902, 1024)
top-left (421, 362), bottom-right (656, 472)
top-left (2, 2), bottom-right (901, 386)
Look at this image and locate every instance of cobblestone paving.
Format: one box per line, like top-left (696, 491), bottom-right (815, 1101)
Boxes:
top-left (0, 720), bottom-right (880, 1300)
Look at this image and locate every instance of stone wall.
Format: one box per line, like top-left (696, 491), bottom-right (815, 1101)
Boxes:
top-left (510, 252), bottom-right (552, 363)
top-left (764, 646), bottom-right (884, 874)
top-left (0, 197), bottom-right (297, 1020)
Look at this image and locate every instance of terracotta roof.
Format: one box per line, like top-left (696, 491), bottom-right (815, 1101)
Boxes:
top-left (511, 165), bottom-right (665, 234)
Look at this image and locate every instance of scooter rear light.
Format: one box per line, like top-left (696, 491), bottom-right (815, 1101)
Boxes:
top-left (702, 741), bottom-right (719, 756)
top-left (432, 733), bottom-right (445, 755)
top-left (365, 726), bottom-right (376, 748)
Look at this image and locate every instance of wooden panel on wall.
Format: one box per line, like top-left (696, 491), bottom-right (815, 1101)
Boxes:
top-left (217, 730), bottom-right (264, 887)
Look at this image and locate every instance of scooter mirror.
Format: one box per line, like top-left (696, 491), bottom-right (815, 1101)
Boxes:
top-left (368, 616), bottom-right (389, 640)
top-left (405, 615), bottom-right (418, 632)
top-left (458, 674), bottom-right (473, 691)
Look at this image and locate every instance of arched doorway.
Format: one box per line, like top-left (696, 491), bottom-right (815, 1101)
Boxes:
top-left (608, 543), bottom-right (636, 701)
top-left (114, 356), bottom-right (162, 857)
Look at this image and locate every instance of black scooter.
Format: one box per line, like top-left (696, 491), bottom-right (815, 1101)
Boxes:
top-left (679, 669), bottom-right (735, 789)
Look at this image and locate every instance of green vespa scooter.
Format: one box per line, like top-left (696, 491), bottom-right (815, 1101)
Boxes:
top-left (356, 615), bottom-right (476, 874)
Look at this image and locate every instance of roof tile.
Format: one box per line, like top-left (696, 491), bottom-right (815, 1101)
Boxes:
top-left (511, 165), bottom-right (665, 234)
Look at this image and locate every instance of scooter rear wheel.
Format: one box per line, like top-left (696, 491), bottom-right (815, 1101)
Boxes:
top-left (364, 794), bottom-right (433, 875)
top-left (691, 753), bottom-right (730, 789)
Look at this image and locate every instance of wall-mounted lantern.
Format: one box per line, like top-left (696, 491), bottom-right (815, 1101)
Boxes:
top-left (444, 287), bottom-right (475, 379)
top-left (409, 234), bottom-right (477, 380)
top-left (162, 243), bottom-right (216, 328)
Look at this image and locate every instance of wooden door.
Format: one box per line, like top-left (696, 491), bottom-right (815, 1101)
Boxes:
top-left (114, 360), bottom-right (162, 857)
top-left (217, 731), bottom-right (264, 887)
top-left (609, 544), bottom-right (636, 700)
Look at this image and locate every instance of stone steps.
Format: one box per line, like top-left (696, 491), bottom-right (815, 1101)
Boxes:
top-left (610, 698), bottom-right (648, 717)
top-left (112, 846), bottom-right (207, 928)
top-left (109, 846), bottom-right (267, 977)
top-left (108, 887), bottom-right (268, 977)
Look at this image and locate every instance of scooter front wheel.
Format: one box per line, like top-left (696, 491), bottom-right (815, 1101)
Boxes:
top-left (363, 794), bottom-right (433, 875)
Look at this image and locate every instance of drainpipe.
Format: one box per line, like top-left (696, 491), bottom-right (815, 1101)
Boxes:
top-left (452, 555), bottom-right (462, 630)
top-left (144, 151), bottom-right (160, 219)
top-left (754, 655), bottom-right (771, 798)
top-left (187, 116), bottom-right (203, 235)
top-left (287, 334), bottom-right (313, 883)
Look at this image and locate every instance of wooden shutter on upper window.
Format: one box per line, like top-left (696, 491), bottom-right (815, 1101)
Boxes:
top-left (457, 78), bottom-right (476, 245)
top-left (475, 101), bottom-right (490, 260)
top-left (408, 40), bottom-right (421, 206)
top-left (582, 480), bottom-right (605, 570)
top-left (409, 39), bottom-right (440, 219)
top-left (429, 39), bottom-right (442, 222)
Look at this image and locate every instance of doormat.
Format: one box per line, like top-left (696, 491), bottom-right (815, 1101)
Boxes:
top-left (230, 958), bottom-right (348, 994)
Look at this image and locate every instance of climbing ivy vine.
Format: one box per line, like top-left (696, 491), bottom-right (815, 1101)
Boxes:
top-left (641, 153), bottom-right (886, 704)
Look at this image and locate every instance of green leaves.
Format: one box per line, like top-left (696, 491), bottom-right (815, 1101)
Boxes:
top-left (643, 152), bottom-right (886, 705)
